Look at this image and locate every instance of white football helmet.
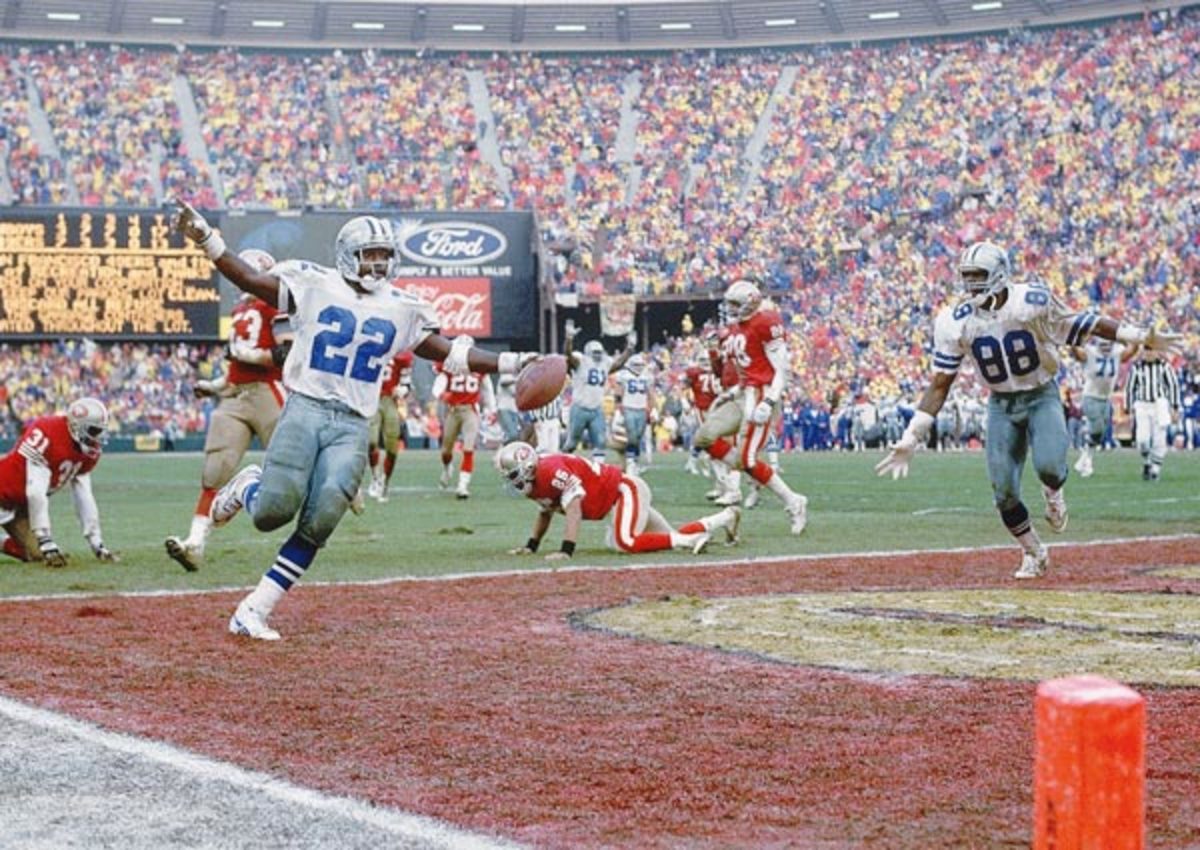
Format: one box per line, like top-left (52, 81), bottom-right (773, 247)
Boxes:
top-left (723, 279), bottom-right (763, 321)
top-left (494, 441), bottom-right (539, 495)
top-left (336, 216), bottom-right (398, 292)
top-left (66, 397), bottom-right (109, 458)
top-left (238, 248), bottom-right (276, 273)
top-left (583, 340), bottom-right (605, 363)
top-left (626, 353), bottom-right (646, 375)
top-left (958, 241), bottom-right (1010, 307)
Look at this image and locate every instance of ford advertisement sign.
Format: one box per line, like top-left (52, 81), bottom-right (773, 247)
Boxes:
top-left (397, 221), bottom-right (508, 267)
top-left (219, 210), bottom-right (538, 344)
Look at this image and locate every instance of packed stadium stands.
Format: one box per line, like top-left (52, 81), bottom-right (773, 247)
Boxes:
top-left (0, 9), bottom-right (1196, 431)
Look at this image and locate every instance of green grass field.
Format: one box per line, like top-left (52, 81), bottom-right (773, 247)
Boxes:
top-left (3, 446), bottom-right (1197, 598)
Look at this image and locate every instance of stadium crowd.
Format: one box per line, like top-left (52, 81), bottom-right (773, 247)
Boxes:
top-left (0, 11), bottom-right (1197, 419)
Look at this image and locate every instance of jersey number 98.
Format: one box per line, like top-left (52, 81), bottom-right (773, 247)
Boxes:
top-left (970, 330), bottom-right (1040, 384)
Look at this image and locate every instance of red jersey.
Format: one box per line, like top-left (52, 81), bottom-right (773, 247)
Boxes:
top-left (528, 454), bottom-right (624, 521)
top-left (0, 416), bottom-right (99, 506)
top-left (710, 328), bottom-right (740, 390)
top-left (439, 367), bottom-right (484, 407)
top-left (227, 298), bottom-right (284, 385)
top-left (724, 309), bottom-right (786, 388)
top-left (685, 365), bottom-right (720, 412)
top-left (379, 351), bottom-right (414, 398)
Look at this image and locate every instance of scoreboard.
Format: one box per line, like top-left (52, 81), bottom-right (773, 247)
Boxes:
top-left (0, 210), bottom-right (220, 339)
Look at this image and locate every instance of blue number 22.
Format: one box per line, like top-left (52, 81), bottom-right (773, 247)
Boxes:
top-left (309, 305), bottom-right (397, 383)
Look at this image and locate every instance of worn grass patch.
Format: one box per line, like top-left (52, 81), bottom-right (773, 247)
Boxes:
top-left (583, 590), bottom-right (1200, 687)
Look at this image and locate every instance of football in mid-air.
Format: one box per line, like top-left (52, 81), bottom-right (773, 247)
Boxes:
top-left (515, 354), bottom-right (568, 411)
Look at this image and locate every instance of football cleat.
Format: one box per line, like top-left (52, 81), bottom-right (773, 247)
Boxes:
top-left (1074, 452), bottom-right (1094, 479)
top-left (455, 487), bottom-right (470, 501)
top-left (211, 464), bottom-right (261, 527)
top-left (743, 487), bottom-right (760, 510)
top-left (786, 494), bottom-right (808, 535)
top-left (714, 490), bottom-right (742, 507)
top-left (704, 486), bottom-right (722, 502)
top-left (229, 599), bottom-right (280, 641)
top-left (366, 477), bottom-right (383, 501)
top-left (439, 466), bottom-right (452, 489)
top-left (164, 536), bottom-right (202, 572)
top-left (722, 506), bottom-right (741, 545)
top-left (1014, 546), bottom-right (1049, 580)
top-left (684, 456), bottom-right (700, 476)
top-left (1043, 486), bottom-right (1068, 533)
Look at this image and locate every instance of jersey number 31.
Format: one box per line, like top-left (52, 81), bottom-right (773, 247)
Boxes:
top-left (309, 306), bottom-right (397, 383)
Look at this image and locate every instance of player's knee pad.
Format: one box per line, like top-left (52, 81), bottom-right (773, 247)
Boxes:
top-left (201, 445), bottom-right (246, 491)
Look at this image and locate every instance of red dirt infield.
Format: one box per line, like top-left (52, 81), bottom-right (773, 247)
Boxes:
top-left (2, 539), bottom-right (1198, 847)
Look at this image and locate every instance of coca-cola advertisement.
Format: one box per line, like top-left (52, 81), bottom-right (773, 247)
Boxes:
top-left (397, 277), bottom-right (491, 337)
top-left (218, 209), bottom-right (537, 344)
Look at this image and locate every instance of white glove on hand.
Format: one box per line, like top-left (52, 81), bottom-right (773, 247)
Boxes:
top-left (38, 536), bottom-right (68, 568)
top-left (172, 199), bottom-right (225, 259)
top-left (751, 399), bottom-right (775, 425)
top-left (875, 434), bottom-right (918, 480)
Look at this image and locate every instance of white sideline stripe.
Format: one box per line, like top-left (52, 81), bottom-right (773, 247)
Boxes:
top-left (2, 533), bottom-right (1197, 605)
top-left (0, 694), bottom-right (523, 850)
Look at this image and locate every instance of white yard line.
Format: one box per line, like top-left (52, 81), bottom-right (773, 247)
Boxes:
top-left (0, 695), bottom-right (523, 850)
top-left (3, 532), bottom-right (1196, 604)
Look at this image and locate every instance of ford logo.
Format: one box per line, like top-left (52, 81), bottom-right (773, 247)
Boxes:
top-left (397, 221), bottom-right (508, 267)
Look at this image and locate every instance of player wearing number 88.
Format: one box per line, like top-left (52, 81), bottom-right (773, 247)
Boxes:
top-left (172, 201), bottom-right (537, 640)
top-left (876, 240), bottom-right (1184, 580)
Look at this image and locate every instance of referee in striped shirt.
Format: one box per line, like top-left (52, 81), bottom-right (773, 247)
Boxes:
top-left (1124, 351), bottom-right (1182, 481)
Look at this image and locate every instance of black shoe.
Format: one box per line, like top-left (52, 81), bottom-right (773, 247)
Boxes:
top-left (1142, 465), bottom-right (1152, 481)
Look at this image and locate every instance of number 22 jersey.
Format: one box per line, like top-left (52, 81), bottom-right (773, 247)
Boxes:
top-left (932, 282), bottom-right (1098, 394)
top-left (274, 260), bottom-right (440, 418)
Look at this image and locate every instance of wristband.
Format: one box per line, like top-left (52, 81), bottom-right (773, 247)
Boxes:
top-left (200, 232), bottom-right (227, 261)
top-left (904, 409), bottom-right (936, 443)
top-left (1115, 323), bottom-right (1148, 345)
top-left (559, 540), bottom-right (576, 557)
top-left (525, 537), bottom-right (540, 553)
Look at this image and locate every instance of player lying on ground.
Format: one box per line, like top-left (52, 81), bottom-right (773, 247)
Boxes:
top-left (174, 200), bottom-right (538, 640)
top-left (165, 249), bottom-right (292, 571)
top-left (0, 397), bottom-right (118, 566)
top-left (876, 240), bottom-right (1182, 579)
top-left (495, 441), bottom-right (741, 560)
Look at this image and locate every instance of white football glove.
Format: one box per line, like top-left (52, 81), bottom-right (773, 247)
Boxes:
top-left (38, 536), bottom-right (68, 568)
top-left (875, 435), bottom-right (919, 480)
top-left (172, 199), bottom-right (225, 259)
top-left (751, 399), bottom-right (775, 425)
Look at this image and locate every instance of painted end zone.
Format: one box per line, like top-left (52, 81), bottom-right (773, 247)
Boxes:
top-left (0, 538), bottom-right (1198, 848)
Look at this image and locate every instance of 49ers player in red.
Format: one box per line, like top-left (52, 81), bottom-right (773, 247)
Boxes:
top-left (495, 441), bottom-right (740, 559)
top-left (433, 363), bottom-right (495, 499)
top-left (683, 352), bottom-right (719, 476)
top-left (713, 280), bottom-right (808, 534)
top-left (166, 249), bottom-right (290, 571)
top-left (0, 397), bottom-right (118, 566)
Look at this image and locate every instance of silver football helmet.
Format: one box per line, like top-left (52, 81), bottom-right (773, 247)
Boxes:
top-left (583, 340), bottom-right (605, 363)
top-left (66, 397), bottom-right (109, 458)
top-left (238, 248), bottom-right (276, 273)
top-left (626, 353), bottom-right (646, 375)
top-left (494, 441), bottom-right (539, 495)
top-left (723, 279), bottom-right (763, 321)
top-left (958, 241), bottom-right (1010, 307)
top-left (335, 216), bottom-right (398, 292)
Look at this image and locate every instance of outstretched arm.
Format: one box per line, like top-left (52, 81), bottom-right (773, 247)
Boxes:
top-left (875, 371), bottom-right (956, 480)
top-left (609, 338), bottom-right (636, 375)
top-left (173, 200), bottom-right (281, 306)
top-left (414, 333), bottom-right (535, 376)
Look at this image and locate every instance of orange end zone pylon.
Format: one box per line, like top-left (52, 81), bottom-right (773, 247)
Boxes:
top-left (1034, 675), bottom-right (1145, 850)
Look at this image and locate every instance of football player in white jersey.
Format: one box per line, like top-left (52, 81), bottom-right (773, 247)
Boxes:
top-left (1069, 337), bottom-right (1132, 478)
top-left (877, 241), bottom-right (1181, 579)
top-left (174, 201), bottom-right (535, 640)
top-left (614, 354), bottom-right (653, 474)
top-left (562, 326), bottom-right (634, 462)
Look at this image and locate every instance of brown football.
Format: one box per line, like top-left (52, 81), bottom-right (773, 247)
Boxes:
top-left (515, 354), bottom-right (568, 411)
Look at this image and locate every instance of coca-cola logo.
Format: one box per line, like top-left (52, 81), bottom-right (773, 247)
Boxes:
top-left (399, 278), bottom-right (492, 337)
top-left (398, 221), bottom-right (508, 267)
